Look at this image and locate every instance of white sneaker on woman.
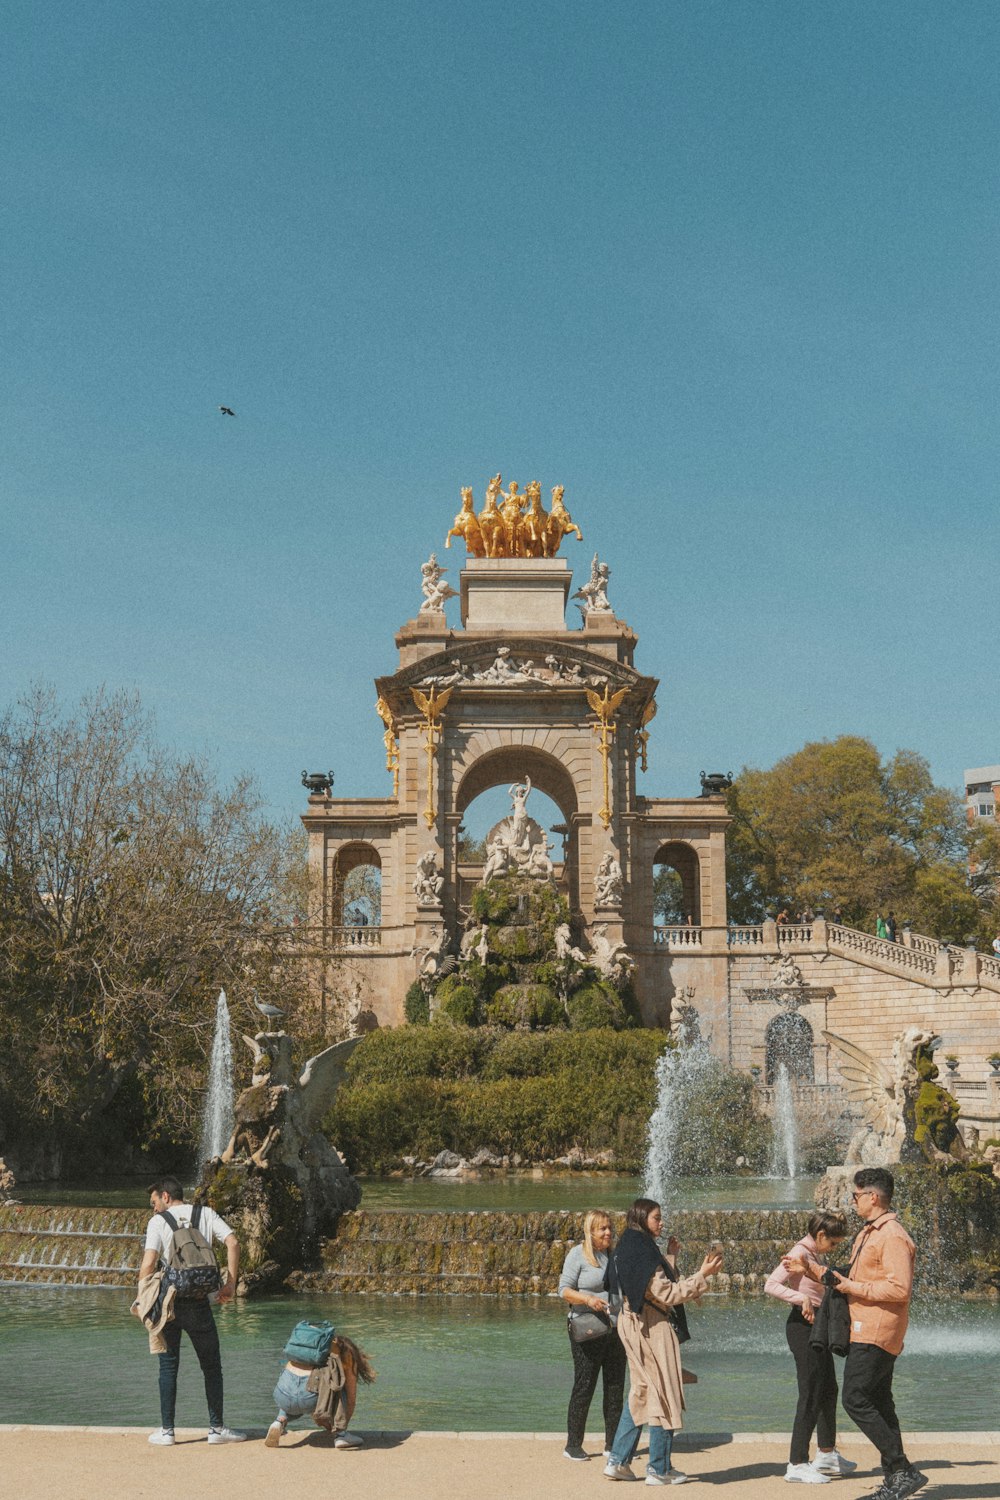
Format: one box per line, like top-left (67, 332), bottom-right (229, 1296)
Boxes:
top-left (785, 1462), bottom-right (830, 1483)
top-left (646, 1471), bottom-right (690, 1485)
top-left (811, 1451), bottom-right (858, 1476)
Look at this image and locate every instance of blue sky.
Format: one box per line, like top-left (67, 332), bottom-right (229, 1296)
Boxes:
top-left (4, 3), bottom-right (998, 828)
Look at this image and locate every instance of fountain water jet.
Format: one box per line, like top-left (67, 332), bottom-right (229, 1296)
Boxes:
top-left (200, 989), bottom-right (234, 1163)
top-left (770, 1062), bottom-right (798, 1178)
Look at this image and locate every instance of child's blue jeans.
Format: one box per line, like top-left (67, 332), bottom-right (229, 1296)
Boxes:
top-left (273, 1369), bottom-right (318, 1422)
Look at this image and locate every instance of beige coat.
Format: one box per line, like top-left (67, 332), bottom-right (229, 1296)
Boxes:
top-left (617, 1266), bottom-right (708, 1430)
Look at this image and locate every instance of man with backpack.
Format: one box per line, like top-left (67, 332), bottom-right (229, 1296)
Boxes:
top-left (139, 1176), bottom-right (246, 1447)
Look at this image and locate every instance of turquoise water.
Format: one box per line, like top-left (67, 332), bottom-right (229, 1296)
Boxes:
top-left (1, 1287), bottom-right (995, 1431)
top-left (16, 1174), bottom-right (819, 1213)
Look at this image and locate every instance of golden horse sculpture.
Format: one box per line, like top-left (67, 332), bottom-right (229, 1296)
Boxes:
top-left (447, 475), bottom-right (584, 558)
top-left (445, 487), bottom-right (486, 557)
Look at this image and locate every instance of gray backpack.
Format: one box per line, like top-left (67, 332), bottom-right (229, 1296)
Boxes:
top-left (158, 1204), bottom-right (222, 1299)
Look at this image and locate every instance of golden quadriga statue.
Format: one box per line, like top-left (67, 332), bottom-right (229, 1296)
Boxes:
top-left (446, 475), bottom-right (583, 559)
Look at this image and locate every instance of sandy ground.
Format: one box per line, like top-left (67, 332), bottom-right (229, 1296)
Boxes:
top-left (1, 1428), bottom-right (997, 1500)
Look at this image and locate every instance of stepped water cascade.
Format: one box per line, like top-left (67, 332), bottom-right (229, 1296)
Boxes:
top-left (0, 1206), bottom-right (144, 1287)
top-left (200, 988), bottom-right (234, 1163)
top-left (770, 1063), bottom-right (799, 1178)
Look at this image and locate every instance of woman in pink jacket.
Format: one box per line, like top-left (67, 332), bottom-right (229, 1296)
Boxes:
top-left (764, 1211), bottom-right (853, 1485)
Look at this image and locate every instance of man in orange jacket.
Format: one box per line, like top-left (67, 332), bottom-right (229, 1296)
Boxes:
top-left (785, 1167), bottom-right (925, 1500)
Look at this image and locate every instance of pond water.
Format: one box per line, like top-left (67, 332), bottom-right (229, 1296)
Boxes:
top-left (0, 1287), bottom-right (995, 1431)
top-left (15, 1173), bottom-right (819, 1213)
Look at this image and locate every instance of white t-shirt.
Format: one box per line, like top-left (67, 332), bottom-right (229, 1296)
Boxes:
top-left (144, 1202), bottom-right (234, 1259)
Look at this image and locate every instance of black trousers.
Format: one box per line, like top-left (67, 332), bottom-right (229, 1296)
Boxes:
top-left (566, 1327), bottom-right (627, 1449)
top-left (841, 1341), bottom-right (907, 1476)
top-left (785, 1307), bottom-right (838, 1464)
top-left (158, 1297), bottom-right (224, 1430)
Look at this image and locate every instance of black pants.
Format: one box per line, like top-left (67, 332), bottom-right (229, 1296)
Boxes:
top-left (842, 1342), bottom-right (907, 1476)
top-left (567, 1327), bottom-right (627, 1449)
top-left (158, 1297), bottom-right (224, 1430)
top-left (786, 1307), bottom-right (838, 1464)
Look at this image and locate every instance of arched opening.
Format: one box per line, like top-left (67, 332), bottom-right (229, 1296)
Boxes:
top-left (653, 841), bottom-right (700, 927)
top-left (765, 1010), bottom-right (815, 1084)
top-left (454, 748), bottom-right (579, 912)
top-left (330, 843), bottom-right (382, 928)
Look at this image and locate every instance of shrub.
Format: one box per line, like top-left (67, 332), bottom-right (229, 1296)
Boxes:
top-left (566, 981), bottom-right (628, 1031)
top-left (483, 983), bottom-right (564, 1029)
top-left (404, 982), bottom-right (429, 1026)
top-left (438, 982), bottom-right (478, 1025)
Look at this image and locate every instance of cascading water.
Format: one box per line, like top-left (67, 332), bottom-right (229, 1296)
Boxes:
top-left (770, 1063), bottom-right (798, 1178)
top-left (644, 1040), bottom-right (721, 1207)
top-left (200, 989), bottom-right (234, 1163)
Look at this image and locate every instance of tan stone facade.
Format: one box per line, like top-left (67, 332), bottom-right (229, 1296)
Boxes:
top-left (302, 548), bottom-right (1000, 1138)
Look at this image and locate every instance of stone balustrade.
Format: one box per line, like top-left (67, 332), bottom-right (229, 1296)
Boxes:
top-left (777, 923), bottom-right (812, 944)
top-left (652, 925), bottom-right (703, 949)
top-left (331, 925), bottom-right (383, 950)
top-left (727, 925), bottom-right (764, 947)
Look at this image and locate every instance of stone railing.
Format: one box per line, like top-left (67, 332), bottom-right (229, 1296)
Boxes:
top-left (727, 925), bottom-right (765, 947)
top-left (902, 931), bottom-right (939, 957)
top-left (777, 923), bottom-right (812, 944)
top-left (827, 923), bottom-right (938, 977)
top-left (652, 925), bottom-right (703, 949)
top-left (330, 925), bottom-right (383, 950)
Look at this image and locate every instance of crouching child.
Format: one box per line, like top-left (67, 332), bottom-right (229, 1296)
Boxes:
top-left (266, 1318), bottom-right (375, 1449)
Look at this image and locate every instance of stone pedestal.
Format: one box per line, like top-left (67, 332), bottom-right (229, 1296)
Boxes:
top-left (460, 559), bottom-right (571, 631)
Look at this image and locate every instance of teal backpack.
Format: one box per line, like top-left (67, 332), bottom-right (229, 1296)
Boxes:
top-left (283, 1319), bottom-right (335, 1367)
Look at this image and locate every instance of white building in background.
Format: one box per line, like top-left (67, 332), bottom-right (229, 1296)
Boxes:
top-left (965, 765), bottom-right (1000, 822)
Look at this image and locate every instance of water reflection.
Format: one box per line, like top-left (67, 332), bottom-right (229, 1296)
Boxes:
top-left (1, 1287), bottom-right (995, 1431)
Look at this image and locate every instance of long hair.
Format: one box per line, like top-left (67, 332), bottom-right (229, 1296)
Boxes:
top-left (625, 1197), bottom-right (660, 1234)
top-left (582, 1209), bottom-right (612, 1267)
top-left (332, 1334), bottom-right (376, 1385)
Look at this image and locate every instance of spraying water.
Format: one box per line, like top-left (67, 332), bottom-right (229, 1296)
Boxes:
top-left (200, 989), bottom-right (234, 1163)
top-left (770, 1063), bottom-right (798, 1178)
top-left (644, 1040), bottom-right (722, 1207)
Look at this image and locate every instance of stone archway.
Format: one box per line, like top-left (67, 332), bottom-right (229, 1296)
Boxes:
top-left (454, 745), bottom-right (580, 910)
top-left (765, 1009), bottom-right (815, 1084)
top-left (653, 840), bottom-right (701, 925)
top-left (330, 842), bottom-right (382, 927)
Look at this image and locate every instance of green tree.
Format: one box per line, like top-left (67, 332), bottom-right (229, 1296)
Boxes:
top-left (0, 686), bottom-right (312, 1167)
top-left (725, 736), bottom-right (972, 938)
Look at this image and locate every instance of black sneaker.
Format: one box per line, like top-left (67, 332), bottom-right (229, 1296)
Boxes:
top-left (888, 1467), bottom-right (928, 1500)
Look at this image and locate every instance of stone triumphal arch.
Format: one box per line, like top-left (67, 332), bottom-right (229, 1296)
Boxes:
top-left (299, 474), bottom-right (1000, 1139)
top-left (302, 477), bottom-right (730, 1029)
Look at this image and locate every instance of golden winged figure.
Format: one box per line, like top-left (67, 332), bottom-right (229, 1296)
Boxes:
top-left (411, 685), bottom-right (454, 719)
top-left (585, 684), bottom-right (628, 720)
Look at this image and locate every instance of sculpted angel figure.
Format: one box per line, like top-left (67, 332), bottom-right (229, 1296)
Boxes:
top-left (589, 924), bottom-right (635, 988)
top-left (574, 553), bottom-right (613, 616)
top-left (527, 834), bottom-right (556, 880)
top-left (413, 850), bottom-right (444, 904)
top-left (445, 486), bottom-right (486, 557)
top-left (480, 834), bottom-right (511, 885)
top-left (419, 553), bottom-right (459, 613)
top-left (822, 1026), bottom-right (965, 1165)
top-left (594, 853), bottom-right (624, 906)
top-left (554, 921), bottom-right (587, 965)
top-left (508, 775), bottom-right (532, 844)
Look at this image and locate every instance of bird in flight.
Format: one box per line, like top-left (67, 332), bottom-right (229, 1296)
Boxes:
top-left (219, 406), bottom-right (237, 417)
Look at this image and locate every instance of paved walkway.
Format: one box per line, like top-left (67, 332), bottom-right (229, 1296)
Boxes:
top-left (1, 1428), bottom-right (997, 1500)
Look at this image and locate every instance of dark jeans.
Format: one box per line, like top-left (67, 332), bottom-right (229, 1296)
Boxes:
top-left (786, 1307), bottom-right (838, 1464)
top-left (842, 1341), bottom-right (907, 1476)
top-left (158, 1297), bottom-right (224, 1431)
top-left (567, 1326), bottom-right (627, 1449)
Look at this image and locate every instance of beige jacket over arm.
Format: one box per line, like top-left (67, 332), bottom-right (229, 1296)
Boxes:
top-left (617, 1267), bottom-right (709, 1430)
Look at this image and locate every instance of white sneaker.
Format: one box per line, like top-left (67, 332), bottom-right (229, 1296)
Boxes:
top-left (148, 1429), bottom-right (175, 1446)
top-left (646, 1471), bottom-right (690, 1485)
top-left (786, 1463), bottom-right (831, 1484)
top-left (207, 1428), bottom-right (247, 1444)
top-left (812, 1451), bottom-right (858, 1477)
top-left (264, 1421), bottom-right (284, 1448)
top-left (604, 1460), bottom-right (636, 1480)
top-left (333, 1431), bottom-right (364, 1449)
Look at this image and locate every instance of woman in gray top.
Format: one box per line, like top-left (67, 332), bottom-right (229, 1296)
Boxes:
top-left (558, 1209), bottom-right (626, 1462)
